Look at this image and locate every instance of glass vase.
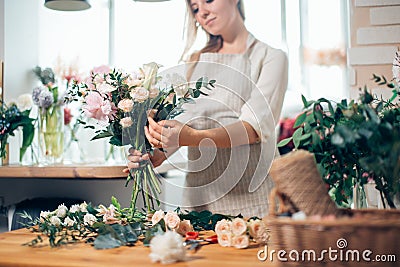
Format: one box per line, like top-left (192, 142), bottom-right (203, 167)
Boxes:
top-left (38, 105), bottom-right (64, 165)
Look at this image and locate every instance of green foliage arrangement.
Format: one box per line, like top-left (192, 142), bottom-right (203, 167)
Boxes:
top-left (278, 75), bottom-right (400, 208)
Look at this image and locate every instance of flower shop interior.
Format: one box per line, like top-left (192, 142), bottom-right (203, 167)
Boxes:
top-left (0, 0), bottom-right (400, 266)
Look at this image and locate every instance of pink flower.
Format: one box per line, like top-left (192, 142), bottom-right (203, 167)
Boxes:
top-left (176, 220), bottom-right (193, 236)
top-left (91, 65), bottom-right (111, 75)
top-left (231, 218), bottom-right (247, 236)
top-left (98, 82), bottom-right (116, 93)
top-left (117, 99), bottom-right (134, 112)
top-left (248, 219), bottom-right (269, 244)
top-left (83, 91), bottom-right (116, 124)
top-left (164, 211), bottom-right (180, 230)
top-left (152, 209), bottom-right (165, 225)
top-left (130, 87), bottom-right (149, 103)
top-left (215, 219), bottom-right (231, 235)
top-left (232, 234), bottom-right (249, 249)
top-left (217, 232), bottom-right (232, 247)
top-left (120, 117), bottom-right (133, 128)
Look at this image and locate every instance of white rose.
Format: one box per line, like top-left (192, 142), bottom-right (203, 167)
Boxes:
top-left (117, 98), bottom-right (134, 112)
top-left (215, 219), bottom-right (231, 235)
top-left (232, 234), bottom-right (249, 249)
top-left (80, 202), bottom-right (88, 213)
top-left (50, 216), bottom-right (62, 227)
top-left (16, 94), bottom-right (33, 111)
top-left (217, 232), bottom-right (232, 247)
top-left (231, 218), bottom-right (247, 236)
top-left (126, 71), bottom-right (144, 87)
top-left (248, 219), bottom-right (269, 244)
top-left (164, 211), bottom-right (180, 230)
top-left (120, 117), bottom-right (133, 128)
top-left (176, 220), bottom-right (194, 236)
top-left (151, 209), bottom-right (165, 225)
top-left (149, 231), bottom-right (186, 264)
top-left (69, 204), bottom-right (80, 213)
top-left (64, 217), bottom-right (76, 227)
top-left (56, 204), bottom-right (68, 218)
top-left (130, 87), bottom-right (149, 103)
top-left (39, 211), bottom-right (51, 223)
top-left (83, 213), bottom-right (97, 226)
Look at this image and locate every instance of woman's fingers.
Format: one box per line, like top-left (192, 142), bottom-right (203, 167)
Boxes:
top-left (145, 126), bottom-right (163, 148)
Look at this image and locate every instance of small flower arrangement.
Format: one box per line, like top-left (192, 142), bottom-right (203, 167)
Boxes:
top-left (67, 62), bottom-right (215, 211)
top-left (0, 95), bottom-right (35, 161)
top-left (214, 217), bottom-right (270, 249)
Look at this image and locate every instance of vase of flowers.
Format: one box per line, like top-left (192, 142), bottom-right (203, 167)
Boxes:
top-left (32, 66), bottom-right (65, 165)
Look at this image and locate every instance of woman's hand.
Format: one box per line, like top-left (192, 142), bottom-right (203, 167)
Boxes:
top-left (145, 116), bottom-right (196, 148)
top-left (122, 147), bottom-right (167, 173)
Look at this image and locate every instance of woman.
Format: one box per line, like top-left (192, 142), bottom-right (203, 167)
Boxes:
top-left (126, 0), bottom-right (288, 217)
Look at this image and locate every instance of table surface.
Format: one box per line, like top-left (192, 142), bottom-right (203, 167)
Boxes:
top-left (0, 228), bottom-right (274, 267)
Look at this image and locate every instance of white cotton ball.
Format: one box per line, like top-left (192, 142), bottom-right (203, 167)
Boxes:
top-left (149, 231), bottom-right (186, 264)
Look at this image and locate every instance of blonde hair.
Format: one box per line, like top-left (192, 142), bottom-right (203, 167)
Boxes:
top-left (181, 0), bottom-right (245, 63)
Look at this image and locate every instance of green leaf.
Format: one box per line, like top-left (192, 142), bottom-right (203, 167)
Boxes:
top-left (94, 233), bottom-right (123, 249)
top-left (20, 121), bottom-right (35, 161)
top-left (292, 127), bottom-right (304, 148)
top-left (111, 196), bottom-right (121, 210)
top-left (277, 137), bottom-right (292, 147)
top-left (294, 112), bottom-right (307, 128)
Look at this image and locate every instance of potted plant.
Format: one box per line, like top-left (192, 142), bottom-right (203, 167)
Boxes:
top-left (278, 69), bottom-right (400, 208)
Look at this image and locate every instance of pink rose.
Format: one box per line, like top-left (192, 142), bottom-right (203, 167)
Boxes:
top-left (164, 211), bottom-right (180, 230)
top-left (215, 219), bottom-right (231, 235)
top-left (91, 65), bottom-right (111, 75)
top-left (248, 219), bottom-right (269, 244)
top-left (231, 218), bottom-right (247, 236)
top-left (117, 99), bottom-right (134, 112)
top-left (232, 234), bottom-right (249, 249)
top-left (151, 209), bottom-right (165, 225)
top-left (217, 232), bottom-right (232, 247)
top-left (83, 91), bottom-right (116, 124)
top-left (120, 117), bottom-right (133, 128)
top-left (130, 87), bottom-right (149, 103)
top-left (98, 82), bottom-right (116, 93)
top-left (176, 220), bottom-right (193, 236)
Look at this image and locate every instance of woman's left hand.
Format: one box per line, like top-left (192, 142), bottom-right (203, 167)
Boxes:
top-left (145, 116), bottom-right (194, 148)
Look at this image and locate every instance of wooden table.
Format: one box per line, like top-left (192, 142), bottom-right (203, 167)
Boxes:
top-left (0, 228), bottom-right (274, 267)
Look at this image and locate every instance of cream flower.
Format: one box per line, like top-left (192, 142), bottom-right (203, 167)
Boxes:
top-left (165, 73), bottom-right (188, 98)
top-left (149, 231), bottom-right (186, 264)
top-left (149, 87), bottom-right (160, 99)
top-left (64, 217), bottom-right (76, 227)
top-left (117, 98), bottom-right (134, 112)
top-left (215, 219), bottom-right (231, 235)
top-left (176, 220), bottom-right (194, 236)
top-left (232, 234), bottom-right (249, 249)
top-left (126, 71), bottom-right (144, 87)
top-left (16, 94), bottom-right (33, 111)
top-left (248, 219), bottom-right (269, 244)
top-left (120, 117), bottom-right (133, 128)
top-left (217, 232), bottom-right (232, 247)
top-left (152, 209), bottom-right (165, 225)
top-left (56, 204), bottom-right (68, 218)
top-left (39, 211), bottom-right (52, 223)
top-left (50, 216), bottom-right (62, 227)
top-left (164, 211), bottom-right (180, 230)
top-left (83, 213), bottom-right (97, 226)
top-left (231, 217), bottom-right (247, 236)
top-left (80, 202), bottom-right (88, 213)
top-left (130, 87), bottom-right (149, 103)
top-left (69, 204), bottom-right (80, 213)
top-left (142, 62), bottom-right (160, 89)
top-left (98, 82), bottom-right (116, 93)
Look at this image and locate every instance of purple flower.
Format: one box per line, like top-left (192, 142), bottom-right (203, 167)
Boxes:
top-left (38, 89), bottom-right (54, 109)
top-left (32, 87), bottom-right (42, 105)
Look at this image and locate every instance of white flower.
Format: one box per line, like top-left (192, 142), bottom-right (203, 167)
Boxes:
top-left (126, 71), bottom-right (144, 87)
top-left (231, 217), bottom-right (247, 236)
top-left (217, 232), bottom-right (232, 247)
top-left (98, 82), bottom-right (116, 93)
top-left (215, 219), bottom-right (231, 235)
top-left (149, 231), bottom-right (186, 264)
top-left (120, 117), bottom-right (133, 128)
top-left (69, 204), bottom-right (80, 213)
top-left (16, 94), bottom-right (33, 111)
top-left (97, 204), bottom-right (119, 224)
top-left (165, 73), bottom-right (188, 98)
top-left (393, 51), bottom-right (400, 86)
top-left (64, 217), bottom-right (76, 227)
top-left (152, 209), bottom-right (165, 225)
top-left (83, 213), bottom-right (97, 226)
top-left (176, 220), bottom-right (193, 236)
top-left (56, 204), bottom-right (68, 218)
top-left (248, 219), bottom-right (269, 244)
top-left (117, 98), bottom-right (134, 112)
top-left (50, 216), bottom-right (62, 227)
top-left (130, 87), bottom-right (149, 103)
top-left (142, 62), bottom-right (161, 89)
top-left (164, 211), bottom-right (180, 230)
top-left (232, 234), bottom-right (249, 249)
top-left (80, 202), bottom-right (88, 213)
top-left (39, 211), bottom-right (52, 223)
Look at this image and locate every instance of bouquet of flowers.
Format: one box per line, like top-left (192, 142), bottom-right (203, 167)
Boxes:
top-left (32, 66), bottom-right (66, 164)
top-left (0, 95), bottom-right (35, 162)
top-left (67, 62), bottom-right (215, 211)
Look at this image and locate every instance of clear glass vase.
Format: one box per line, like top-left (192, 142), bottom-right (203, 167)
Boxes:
top-left (38, 105), bottom-right (64, 165)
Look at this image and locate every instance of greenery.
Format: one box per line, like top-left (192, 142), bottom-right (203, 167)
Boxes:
top-left (19, 197), bottom-right (230, 250)
top-left (0, 101), bottom-right (35, 161)
top-left (278, 75), bottom-right (400, 208)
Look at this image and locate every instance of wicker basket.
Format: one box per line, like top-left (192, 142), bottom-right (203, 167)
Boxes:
top-left (266, 190), bottom-right (400, 267)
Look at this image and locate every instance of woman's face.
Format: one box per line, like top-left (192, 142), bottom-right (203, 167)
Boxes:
top-left (189, 0), bottom-right (240, 36)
